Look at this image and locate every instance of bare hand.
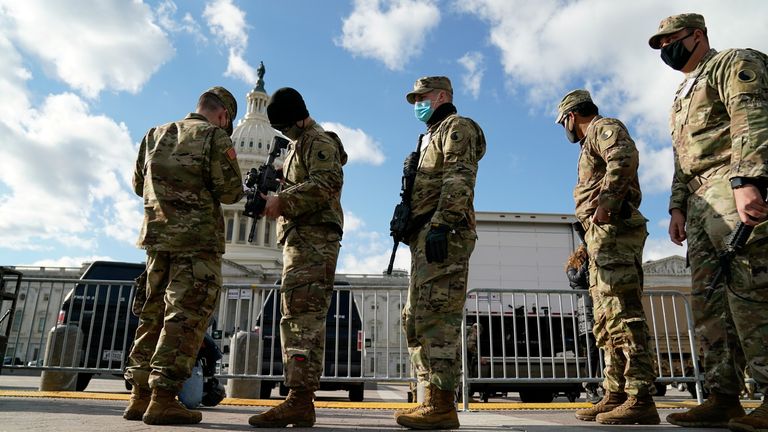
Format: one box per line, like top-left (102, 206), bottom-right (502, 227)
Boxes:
top-left (733, 184), bottom-right (768, 226)
top-left (669, 208), bottom-right (687, 246)
top-left (591, 206), bottom-right (610, 224)
top-left (262, 194), bottom-right (282, 219)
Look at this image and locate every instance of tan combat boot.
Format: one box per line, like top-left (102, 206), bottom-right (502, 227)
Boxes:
top-left (122, 385), bottom-right (151, 420)
top-left (394, 383), bottom-right (432, 421)
top-left (667, 392), bottom-right (745, 428)
top-left (595, 394), bottom-right (660, 425)
top-left (248, 389), bottom-right (315, 428)
top-left (395, 385), bottom-right (459, 430)
top-left (575, 390), bottom-right (627, 421)
top-left (728, 398), bottom-right (768, 432)
top-left (142, 388), bottom-right (202, 425)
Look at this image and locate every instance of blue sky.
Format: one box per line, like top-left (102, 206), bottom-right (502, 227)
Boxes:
top-left (1, 0), bottom-right (767, 272)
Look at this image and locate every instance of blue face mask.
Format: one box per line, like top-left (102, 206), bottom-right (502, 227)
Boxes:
top-left (414, 100), bottom-right (433, 122)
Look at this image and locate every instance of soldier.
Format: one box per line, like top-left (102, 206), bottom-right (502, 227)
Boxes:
top-left (248, 87), bottom-right (346, 428)
top-left (555, 90), bottom-right (659, 425)
top-left (649, 13), bottom-right (768, 430)
top-left (394, 76), bottom-right (486, 430)
top-left (123, 87), bottom-right (243, 425)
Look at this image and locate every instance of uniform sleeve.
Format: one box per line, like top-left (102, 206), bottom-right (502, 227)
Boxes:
top-left (279, 136), bottom-right (344, 219)
top-left (208, 128), bottom-right (245, 205)
top-left (717, 49), bottom-right (768, 179)
top-left (132, 130), bottom-right (150, 197)
top-left (431, 118), bottom-right (484, 228)
top-left (669, 145), bottom-right (690, 213)
top-left (595, 124), bottom-right (639, 213)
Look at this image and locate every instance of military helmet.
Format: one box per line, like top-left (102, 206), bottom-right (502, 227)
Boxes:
top-left (201, 86), bottom-right (237, 135)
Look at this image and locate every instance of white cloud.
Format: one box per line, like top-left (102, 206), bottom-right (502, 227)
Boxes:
top-left (644, 236), bottom-right (686, 262)
top-left (458, 51), bottom-right (485, 99)
top-left (337, 0), bottom-right (441, 70)
top-left (338, 229), bottom-right (411, 275)
top-left (27, 256), bottom-right (114, 268)
top-left (156, 0), bottom-right (207, 43)
top-left (344, 211), bottom-right (365, 233)
top-left (320, 122), bottom-right (386, 165)
top-left (1, 0), bottom-right (173, 98)
top-left (454, 0), bottom-right (768, 193)
top-left (0, 34), bottom-right (141, 251)
top-left (203, 0), bottom-right (257, 84)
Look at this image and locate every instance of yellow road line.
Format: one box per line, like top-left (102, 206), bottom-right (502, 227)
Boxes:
top-left (0, 390), bottom-right (761, 410)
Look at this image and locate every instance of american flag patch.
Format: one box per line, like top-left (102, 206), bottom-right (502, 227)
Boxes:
top-left (226, 147), bottom-right (237, 161)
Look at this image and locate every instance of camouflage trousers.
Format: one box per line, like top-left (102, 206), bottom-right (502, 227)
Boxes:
top-left (687, 177), bottom-right (768, 395)
top-left (280, 225), bottom-right (341, 391)
top-left (124, 250), bottom-right (221, 392)
top-left (585, 213), bottom-right (656, 397)
top-left (403, 224), bottom-right (476, 392)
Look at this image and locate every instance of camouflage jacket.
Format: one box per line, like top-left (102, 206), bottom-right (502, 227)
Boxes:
top-left (669, 48), bottom-right (768, 213)
top-left (574, 116), bottom-right (643, 227)
top-left (277, 121), bottom-right (347, 243)
top-left (133, 113), bottom-right (244, 252)
top-left (409, 113), bottom-right (486, 231)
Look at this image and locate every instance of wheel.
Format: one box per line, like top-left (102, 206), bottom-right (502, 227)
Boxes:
top-left (349, 383), bottom-right (364, 402)
top-left (279, 382), bottom-right (289, 397)
top-left (654, 382), bottom-right (668, 397)
top-left (75, 373), bottom-right (93, 391)
top-left (519, 389), bottom-right (555, 403)
top-left (259, 381), bottom-right (273, 399)
top-left (567, 391), bottom-right (580, 402)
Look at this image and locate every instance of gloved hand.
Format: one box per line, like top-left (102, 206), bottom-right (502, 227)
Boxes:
top-left (425, 224), bottom-right (450, 263)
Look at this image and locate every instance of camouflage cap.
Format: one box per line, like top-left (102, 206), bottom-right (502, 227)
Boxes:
top-left (648, 13), bottom-right (706, 49)
top-left (202, 86), bottom-right (237, 135)
top-left (406, 76), bottom-right (453, 104)
top-left (555, 89), bottom-right (593, 124)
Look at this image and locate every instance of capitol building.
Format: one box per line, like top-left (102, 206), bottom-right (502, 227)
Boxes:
top-left (220, 62), bottom-right (283, 284)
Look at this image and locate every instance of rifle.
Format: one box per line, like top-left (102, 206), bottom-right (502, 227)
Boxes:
top-left (386, 135), bottom-right (422, 275)
top-left (242, 136), bottom-right (289, 243)
top-left (705, 183), bottom-right (768, 301)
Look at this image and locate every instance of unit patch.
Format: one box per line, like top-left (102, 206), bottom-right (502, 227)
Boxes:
top-left (450, 131), bottom-right (462, 141)
top-left (225, 147), bottom-right (237, 161)
top-left (600, 129), bottom-right (614, 140)
top-left (317, 150), bottom-right (327, 161)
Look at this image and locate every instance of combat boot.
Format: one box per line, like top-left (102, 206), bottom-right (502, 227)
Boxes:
top-left (667, 392), bottom-right (745, 428)
top-left (142, 388), bottom-right (202, 425)
top-left (728, 398), bottom-right (768, 432)
top-left (396, 386), bottom-right (459, 430)
top-left (394, 383), bottom-right (432, 421)
top-left (575, 390), bottom-right (627, 421)
top-left (122, 385), bottom-right (150, 420)
top-left (248, 389), bottom-right (315, 428)
top-left (595, 394), bottom-right (660, 425)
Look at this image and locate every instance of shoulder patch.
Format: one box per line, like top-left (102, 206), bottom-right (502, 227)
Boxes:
top-left (225, 147), bottom-right (237, 161)
top-left (738, 69), bottom-right (757, 83)
top-left (600, 129), bottom-right (614, 140)
top-left (317, 150), bottom-right (327, 161)
top-left (450, 131), bottom-right (462, 141)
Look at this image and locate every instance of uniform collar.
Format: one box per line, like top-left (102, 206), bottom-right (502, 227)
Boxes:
top-left (582, 115), bottom-right (603, 145)
top-left (686, 48), bottom-right (718, 78)
top-left (185, 112), bottom-right (208, 121)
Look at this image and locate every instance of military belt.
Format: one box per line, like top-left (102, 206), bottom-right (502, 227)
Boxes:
top-left (686, 165), bottom-right (730, 194)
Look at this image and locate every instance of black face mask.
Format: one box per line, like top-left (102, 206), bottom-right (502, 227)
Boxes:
top-left (564, 117), bottom-right (579, 143)
top-left (661, 33), bottom-right (699, 71)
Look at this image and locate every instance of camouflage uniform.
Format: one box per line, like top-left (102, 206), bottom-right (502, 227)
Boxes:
top-left (557, 90), bottom-right (656, 398)
top-left (276, 120), bottom-right (346, 391)
top-left (125, 108), bottom-right (244, 393)
top-left (402, 77), bottom-right (486, 392)
top-left (663, 43), bottom-right (768, 396)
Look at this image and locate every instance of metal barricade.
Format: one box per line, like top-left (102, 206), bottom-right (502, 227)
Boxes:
top-left (461, 287), bottom-right (704, 410)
